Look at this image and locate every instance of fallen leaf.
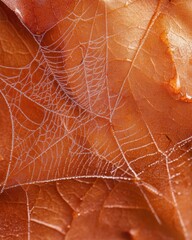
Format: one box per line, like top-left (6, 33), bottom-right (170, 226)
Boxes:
top-left (0, 0), bottom-right (192, 239)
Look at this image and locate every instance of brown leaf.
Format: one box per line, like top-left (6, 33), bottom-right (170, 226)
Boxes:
top-left (0, 0), bottom-right (192, 239)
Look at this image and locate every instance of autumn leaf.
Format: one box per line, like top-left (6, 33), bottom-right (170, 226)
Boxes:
top-left (0, 0), bottom-right (192, 239)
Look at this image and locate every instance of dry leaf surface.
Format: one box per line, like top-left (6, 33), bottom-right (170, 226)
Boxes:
top-left (0, 0), bottom-right (192, 239)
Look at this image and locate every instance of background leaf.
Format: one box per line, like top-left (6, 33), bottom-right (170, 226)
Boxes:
top-left (0, 0), bottom-right (192, 239)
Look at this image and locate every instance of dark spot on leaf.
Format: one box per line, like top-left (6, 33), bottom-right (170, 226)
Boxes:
top-left (120, 231), bottom-right (133, 240)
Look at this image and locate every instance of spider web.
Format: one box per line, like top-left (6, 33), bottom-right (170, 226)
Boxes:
top-left (0, 0), bottom-right (192, 239)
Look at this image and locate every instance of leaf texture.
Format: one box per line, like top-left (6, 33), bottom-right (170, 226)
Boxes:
top-left (0, 0), bottom-right (192, 239)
